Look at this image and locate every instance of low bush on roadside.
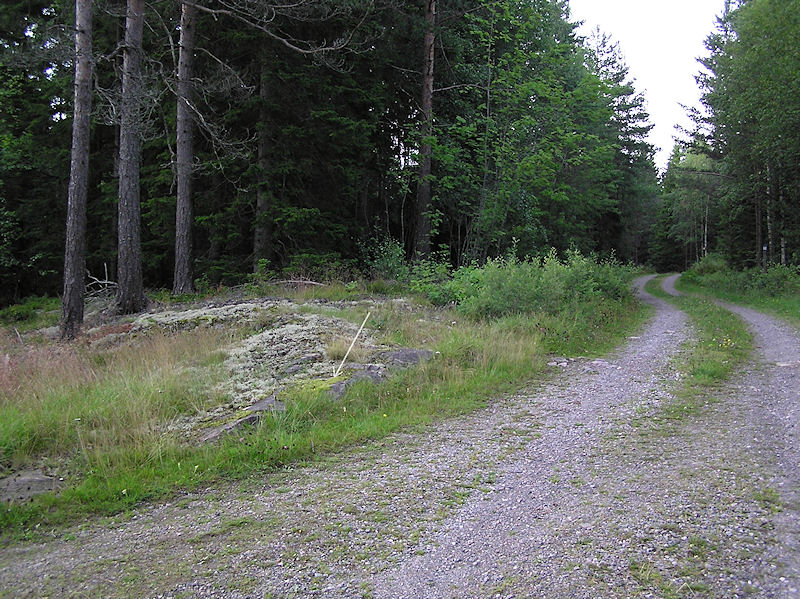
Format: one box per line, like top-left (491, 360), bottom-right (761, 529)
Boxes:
top-left (683, 255), bottom-right (800, 297)
top-left (681, 255), bottom-right (800, 325)
top-left (443, 250), bottom-right (635, 319)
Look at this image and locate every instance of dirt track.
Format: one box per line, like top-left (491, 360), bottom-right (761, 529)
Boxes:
top-left (1, 277), bottom-right (799, 598)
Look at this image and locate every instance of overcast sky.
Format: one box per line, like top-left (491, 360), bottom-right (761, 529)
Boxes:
top-left (567, 0), bottom-right (725, 171)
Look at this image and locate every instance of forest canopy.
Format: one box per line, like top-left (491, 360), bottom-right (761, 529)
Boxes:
top-left (651, 0), bottom-right (800, 272)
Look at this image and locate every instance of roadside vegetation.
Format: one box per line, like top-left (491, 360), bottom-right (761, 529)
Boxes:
top-left (677, 254), bottom-right (800, 327)
top-left (0, 251), bottom-right (645, 536)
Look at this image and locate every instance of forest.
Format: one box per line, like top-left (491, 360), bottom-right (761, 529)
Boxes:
top-left (0, 0), bottom-right (798, 331)
top-left (653, 0), bottom-right (800, 272)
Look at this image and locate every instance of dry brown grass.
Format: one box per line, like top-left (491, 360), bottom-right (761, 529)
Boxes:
top-left (0, 327), bottom-right (233, 466)
top-left (324, 335), bottom-right (373, 364)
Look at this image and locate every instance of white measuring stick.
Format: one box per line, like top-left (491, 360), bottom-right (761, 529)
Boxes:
top-left (333, 311), bottom-right (371, 377)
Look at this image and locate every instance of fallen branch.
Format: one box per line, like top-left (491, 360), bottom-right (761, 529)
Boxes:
top-left (334, 312), bottom-right (371, 377)
top-left (85, 265), bottom-right (118, 298)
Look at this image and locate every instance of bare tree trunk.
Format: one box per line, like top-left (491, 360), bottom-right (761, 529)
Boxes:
top-left (253, 60), bottom-right (273, 272)
top-left (61, 0), bottom-right (93, 340)
top-left (755, 193), bottom-right (763, 270)
top-left (116, 0), bottom-right (147, 314)
top-left (779, 185), bottom-right (787, 265)
top-left (173, 1), bottom-right (196, 294)
top-left (414, 0), bottom-right (435, 258)
top-left (766, 199), bottom-right (773, 263)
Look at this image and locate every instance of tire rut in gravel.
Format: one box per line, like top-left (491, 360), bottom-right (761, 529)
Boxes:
top-left (662, 272), bottom-right (800, 596)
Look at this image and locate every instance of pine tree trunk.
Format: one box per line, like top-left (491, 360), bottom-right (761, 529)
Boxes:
top-left (173, 1), bottom-right (196, 294)
top-left (414, 0), bottom-right (435, 258)
top-left (253, 60), bottom-right (273, 272)
top-left (60, 0), bottom-right (93, 340)
top-left (116, 0), bottom-right (147, 314)
top-left (755, 193), bottom-right (763, 270)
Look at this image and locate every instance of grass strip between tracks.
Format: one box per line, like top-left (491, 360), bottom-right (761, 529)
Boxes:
top-left (644, 275), bottom-right (752, 427)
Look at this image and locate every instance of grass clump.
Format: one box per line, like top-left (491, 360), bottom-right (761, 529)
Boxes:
top-left (0, 296), bottom-right (60, 331)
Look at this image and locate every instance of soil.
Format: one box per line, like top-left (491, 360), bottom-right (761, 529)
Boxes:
top-left (1, 278), bottom-right (799, 598)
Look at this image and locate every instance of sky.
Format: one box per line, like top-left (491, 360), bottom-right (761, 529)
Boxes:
top-left (567, 0), bottom-right (726, 171)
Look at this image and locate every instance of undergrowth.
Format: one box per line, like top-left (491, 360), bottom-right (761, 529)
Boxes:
top-left (1, 254), bottom-right (646, 537)
top-left (0, 296), bottom-right (60, 332)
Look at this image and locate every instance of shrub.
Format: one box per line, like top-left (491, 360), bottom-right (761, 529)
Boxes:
top-left (361, 236), bottom-right (410, 283)
top-left (691, 253), bottom-right (729, 276)
top-left (686, 258), bottom-right (800, 298)
top-left (438, 250), bottom-right (635, 319)
top-left (283, 251), bottom-right (359, 282)
top-left (409, 257), bottom-right (454, 305)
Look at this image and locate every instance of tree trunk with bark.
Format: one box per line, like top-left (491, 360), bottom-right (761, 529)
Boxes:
top-left (414, 0), bottom-right (435, 258)
top-left (755, 192), bottom-right (763, 270)
top-left (173, 1), bottom-right (196, 294)
top-left (61, 0), bottom-right (93, 340)
top-left (253, 60), bottom-right (273, 272)
top-left (116, 0), bottom-right (147, 314)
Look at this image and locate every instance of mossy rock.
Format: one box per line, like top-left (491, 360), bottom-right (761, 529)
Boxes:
top-left (283, 376), bottom-right (347, 399)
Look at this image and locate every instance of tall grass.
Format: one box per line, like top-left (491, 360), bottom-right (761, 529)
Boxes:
top-left (0, 329), bottom-right (231, 468)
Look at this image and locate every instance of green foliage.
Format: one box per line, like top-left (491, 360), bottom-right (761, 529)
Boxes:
top-left (680, 257), bottom-right (800, 327)
top-left (685, 253), bottom-right (728, 276)
top-left (2, 0), bottom-right (662, 304)
top-left (408, 256), bottom-right (453, 305)
top-left (0, 197), bottom-right (21, 301)
top-left (283, 251), bottom-right (358, 282)
top-left (693, 0), bottom-right (800, 268)
top-left (361, 236), bottom-right (410, 283)
top-left (428, 250), bottom-right (635, 319)
top-left (683, 259), bottom-right (800, 298)
top-left (242, 258), bottom-right (278, 295)
top-left (651, 146), bottom-right (723, 271)
top-left (0, 295), bottom-right (59, 330)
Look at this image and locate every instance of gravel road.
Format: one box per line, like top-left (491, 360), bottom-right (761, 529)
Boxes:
top-left (1, 276), bottom-right (798, 598)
